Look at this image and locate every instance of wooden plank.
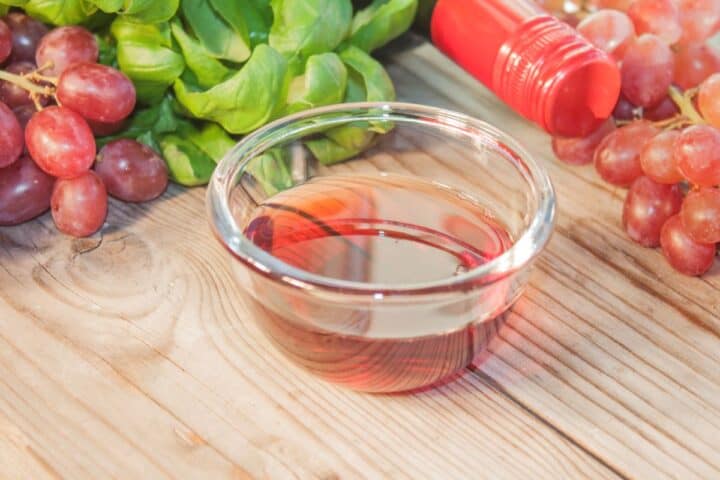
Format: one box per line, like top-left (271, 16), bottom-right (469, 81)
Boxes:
top-left (1, 38), bottom-right (717, 479)
top-left (0, 183), bottom-right (620, 478)
top-left (385, 42), bottom-right (720, 479)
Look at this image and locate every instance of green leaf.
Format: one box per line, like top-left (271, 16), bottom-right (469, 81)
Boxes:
top-left (247, 148), bottom-right (294, 196)
top-left (171, 19), bottom-right (231, 89)
top-left (0, 0), bottom-right (29, 6)
top-left (159, 134), bottom-right (217, 186)
top-left (269, 0), bottom-right (352, 59)
top-left (208, 0), bottom-right (251, 43)
top-left (111, 18), bottom-right (185, 104)
top-left (92, 0), bottom-right (122, 11)
top-left (339, 44), bottom-right (395, 101)
top-left (96, 33), bottom-right (117, 67)
top-left (181, 0), bottom-right (251, 63)
top-left (173, 44), bottom-right (288, 134)
top-left (136, 130), bottom-right (162, 153)
top-left (24, 0), bottom-right (97, 25)
top-left (244, 0), bottom-right (272, 46)
top-left (305, 46), bottom-right (394, 165)
top-left (92, 0), bottom-right (179, 22)
top-left (176, 120), bottom-right (236, 163)
top-left (350, 0), bottom-right (417, 52)
top-left (123, 0), bottom-right (179, 23)
top-left (283, 52), bottom-right (347, 115)
top-left (97, 96), bottom-right (178, 147)
top-left (305, 127), bottom-right (375, 165)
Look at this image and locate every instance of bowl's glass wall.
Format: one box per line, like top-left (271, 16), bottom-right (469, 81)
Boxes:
top-left (210, 104), bottom-right (553, 392)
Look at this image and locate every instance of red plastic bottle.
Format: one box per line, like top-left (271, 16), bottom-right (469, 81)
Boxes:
top-left (430, 0), bottom-right (621, 137)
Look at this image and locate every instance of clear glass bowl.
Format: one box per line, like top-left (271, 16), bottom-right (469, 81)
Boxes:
top-left (207, 102), bottom-right (555, 393)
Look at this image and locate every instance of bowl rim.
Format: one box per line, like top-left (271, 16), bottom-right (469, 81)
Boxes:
top-left (207, 102), bottom-right (556, 298)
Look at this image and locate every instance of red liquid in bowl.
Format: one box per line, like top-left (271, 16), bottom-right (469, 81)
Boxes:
top-left (241, 174), bottom-right (513, 391)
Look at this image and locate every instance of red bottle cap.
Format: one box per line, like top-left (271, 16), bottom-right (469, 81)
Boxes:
top-left (431, 0), bottom-right (621, 137)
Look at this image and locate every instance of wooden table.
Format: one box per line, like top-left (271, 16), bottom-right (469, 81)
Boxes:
top-left (2, 39), bottom-right (719, 480)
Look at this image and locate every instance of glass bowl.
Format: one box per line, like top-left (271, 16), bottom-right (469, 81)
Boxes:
top-left (207, 102), bottom-right (555, 393)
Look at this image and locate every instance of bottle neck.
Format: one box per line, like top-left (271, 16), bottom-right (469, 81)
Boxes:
top-left (429, 0), bottom-right (620, 137)
top-left (431, 0), bottom-right (544, 87)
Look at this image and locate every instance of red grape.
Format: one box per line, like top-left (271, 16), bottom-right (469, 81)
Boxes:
top-left (95, 140), bottom-right (169, 203)
top-left (674, 43), bottom-right (720, 90)
top-left (613, 94), bottom-right (638, 121)
top-left (594, 120), bottom-right (659, 186)
top-left (640, 130), bottom-right (683, 184)
top-left (12, 104), bottom-right (34, 154)
top-left (674, 125), bottom-right (720, 187)
top-left (0, 101), bottom-right (23, 168)
top-left (3, 12), bottom-right (48, 63)
top-left (680, 188), bottom-right (720, 244)
top-left (577, 9), bottom-right (635, 60)
top-left (0, 61), bottom-right (36, 108)
top-left (0, 18), bottom-right (11, 64)
top-left (628, 0), bottom-right (682, 45)
top-left (621, 34), bottom-right (675, 108)
top-left (698, 73), bottom-right (720, 128)
top-left (623, 176), bottom-right (684, 247)
top-left (87, 118), bottom-right (127, 137)
top-left (552, 120), bottom-right (615, 166)
top-left (536, 0), bottom-right (566, 12)
top-left (643, 96), bottom-right (679, 121)
top-left (51, 171), bottom-right (107, 237)
top-left (35, 26), bottom-right (98, 77)
top-left (675, 0), bottom-right (720, 45)
top-left (56, 63), bottom-right (136, 123)
top-left (0, 155), bottom-right (54, 225)
top-left (588, 0), bottom-right (633, 12)
top-left (25, 106), bottom-right (96, 179)
top-left (12, 104), bottom-right (34, 129)
top-left (660, 214), bottom-right (716, 276)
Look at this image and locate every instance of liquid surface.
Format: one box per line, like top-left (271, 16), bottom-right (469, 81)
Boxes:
top-left (244, 173), bottom-right (512, 285)
top-left (236, 174), bottom-right (516, 392)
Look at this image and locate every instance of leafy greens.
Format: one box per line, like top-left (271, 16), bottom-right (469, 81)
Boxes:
top-left (1, 0), bottom-right (418, 187)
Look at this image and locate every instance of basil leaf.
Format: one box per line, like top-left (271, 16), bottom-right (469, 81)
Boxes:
top-left (136, 130), bottom-right (162, 153)
top-left (180, 0), bottom-right (251, 63)
top-left (171, 19), bottom-right (231, 89)
top-left (305, 46), bottom-right (394, 165)
top-left (96, 33), bottom-right (117, 67)
top-left (176, 120), bottom-right (236, 163)
top-left (244, 0), bottom-right (272, 46)
top-left (306, 127), bottom-right (376, 165)
top-left (174, 44), bottom-right (287, 134)
top-left (91, 0), bottom-right (179, 22)
top-left (111, 18), bottom-right (185, 104)
top-left (350, 0), bottom-right (418, 52)
top-left (24, 0), bottom-right (97, 25)
top-left (97, 96), bottom-right (178, 147)
top-left (208, 0), bottom-right (251, 44)
top-left (92, 0), bottom-right (122, 11)
top-left (269, 0), bottom-right (352, 59)
top-left (159, 134), bottom-right (217, 186)
top-left (283, 52), bottom-right (347, 115)
top-left (247, 148), bottom-right (294, 196)
top-left (123, 0), bottom-right (179, 23)
top-left (340, 44), bottom-right (395, 101)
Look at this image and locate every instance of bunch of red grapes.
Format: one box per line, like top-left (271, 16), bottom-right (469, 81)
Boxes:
top-left (548, 0), bottom-right (720, 276)
top-left (0, 13), bottom-right (168, 237)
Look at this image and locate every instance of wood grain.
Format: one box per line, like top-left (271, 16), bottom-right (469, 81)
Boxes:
top-left (0, 39), bottom-right (717, 479)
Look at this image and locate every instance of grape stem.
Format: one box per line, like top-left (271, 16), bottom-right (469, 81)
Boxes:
top-left (26, 72), bottom-right (59, 85)
top-left (668, 86), bottom-right (705, 125)
top-left (0, 69), bottom-right (51, 96)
